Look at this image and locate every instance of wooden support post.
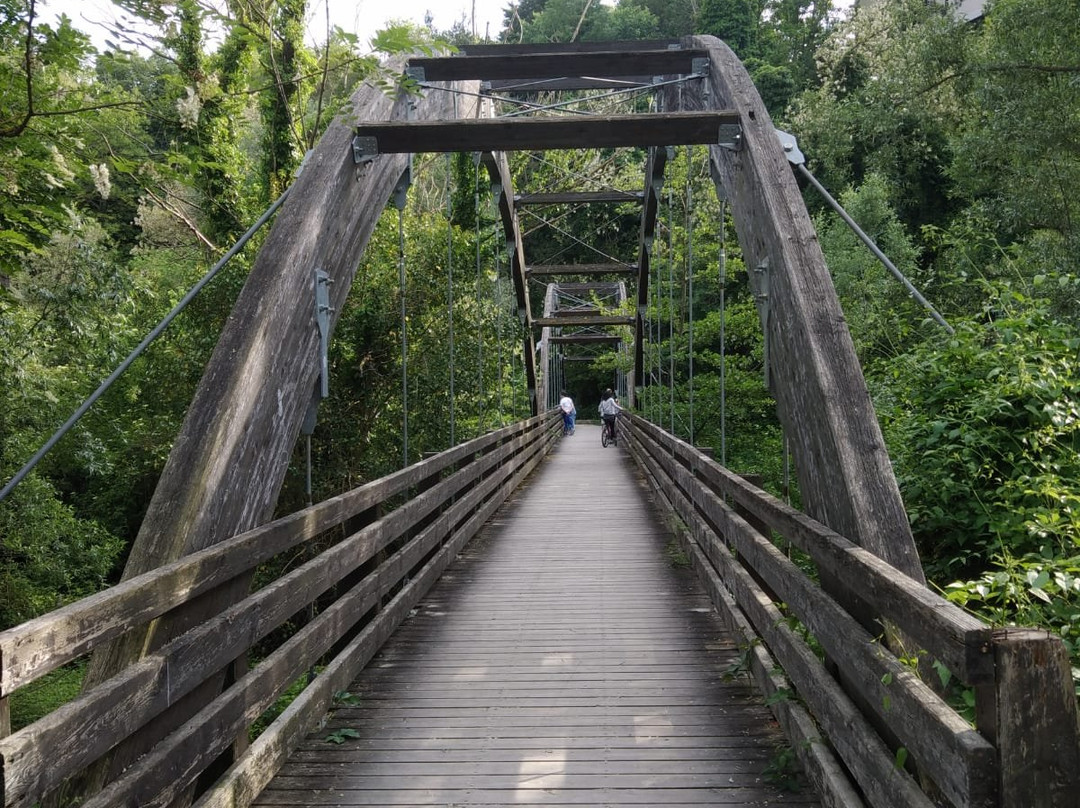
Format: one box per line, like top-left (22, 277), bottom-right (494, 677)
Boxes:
top-left (990, 629), bottom-right (1080, 807)
top-left (677, 35), bottom-right (925, 587)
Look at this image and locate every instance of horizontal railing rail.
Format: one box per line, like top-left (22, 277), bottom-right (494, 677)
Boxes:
top-left (623, 413), bottom-right (1080, 808)
top-left (0, 412), bottom-right (561, 808)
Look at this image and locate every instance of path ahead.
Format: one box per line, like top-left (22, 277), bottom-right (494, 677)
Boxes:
top-left (255, 423), bottom-right (819, 807)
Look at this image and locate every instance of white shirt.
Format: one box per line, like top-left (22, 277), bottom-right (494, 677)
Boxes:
top-left (559, 396), bottom-right (575, 414)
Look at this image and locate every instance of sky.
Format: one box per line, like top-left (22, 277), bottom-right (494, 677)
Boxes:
top-left (42, 0), bottom-right (857, 54)
top-left (40, 0), bottom-right (515, 51)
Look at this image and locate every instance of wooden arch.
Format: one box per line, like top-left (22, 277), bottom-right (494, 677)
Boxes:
top-left (112, 36), bottom-right (924, 690)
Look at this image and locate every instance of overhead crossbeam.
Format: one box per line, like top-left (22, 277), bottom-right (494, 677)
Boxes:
top-left (527, 263), bottom-right (636, 277)
top-left (353, 112), bottom-right (740, 158)
top-left (633, 145), bottom-right (669, 390)
top-left (407, 50), bottom-right (709, 82)
top-left (535, 315), bottom-right (634, 328)
top-left (516, 191), bottom-right (643, 205)
top-left (548, 334), bottom-right (622, 344)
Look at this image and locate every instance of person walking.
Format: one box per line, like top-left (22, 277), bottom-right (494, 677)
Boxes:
top-left (559, 390), bottom-right (576, 435)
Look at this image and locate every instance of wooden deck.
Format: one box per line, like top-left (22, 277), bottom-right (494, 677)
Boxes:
top-left (254, 423), bottom-right (820, 807)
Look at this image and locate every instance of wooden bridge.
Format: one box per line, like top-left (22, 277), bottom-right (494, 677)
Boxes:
top-left (1, 37), bottom-right (1078, 808)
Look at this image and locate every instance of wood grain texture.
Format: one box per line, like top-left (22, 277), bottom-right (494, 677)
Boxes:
top-left (631, 418), bottom-right (992, 686)
top-left (357, 112), bottom-right (740, 153)
top-left (252, 425), bottom-right (820, 808)
top-left (408, 50), bottom-right (708, 81)
top-left (0, 418), bottom-right (539, 696)
top-left (675, 35), bottom-right (924, 584)
top-left (627, 419), bottom-right (995, 808)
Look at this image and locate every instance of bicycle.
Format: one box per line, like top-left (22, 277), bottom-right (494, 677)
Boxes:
top-left (601, 414), bottom-right (618, 448)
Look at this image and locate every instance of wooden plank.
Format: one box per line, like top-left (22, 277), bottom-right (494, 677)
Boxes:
top-left (249, 425), bottom-right (818, 808)
top-left (0, 417), bottom-right (537, 695)
top-left (630, 420), bottom-right (997, 808)
top-left (527, 262), bottom-right (636, 276)
top-left (548, 334), bottom-right (621, 344)
top-left (80, 423), bottom-right (557, 808)
top-left (632, 416), bottom-right (993, 686)
top-left (992, 629), bottom-right (1080, 807)
top-left (192, 425), bottom-right (557, 808)
top-left (356, 111), bottom-right (740, 154)
top-left (409, 50), bottom-right (708, 81)
top-left (0, 427), bottom-right (547, 808)
top-left (515, 190), bottom-right (643, 205)
top-left (626, 431), bottom-right (864, 808)
top-left (628, 424), bottom-right (929, 808)
top-left (534, 315), bottom-right (634, 328)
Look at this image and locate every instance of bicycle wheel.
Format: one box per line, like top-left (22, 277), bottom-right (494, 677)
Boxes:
top-left (601, 427), bottom-right (609, 448)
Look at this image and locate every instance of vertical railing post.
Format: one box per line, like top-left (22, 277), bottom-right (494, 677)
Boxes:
top-left (991, 628), bottom-right (1080, 807)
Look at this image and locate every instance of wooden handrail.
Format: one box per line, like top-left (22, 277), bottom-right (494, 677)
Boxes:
top-left (623, 412), bottom-right (1080, 808)
top-left (0, 413), bottom-right (560, 808)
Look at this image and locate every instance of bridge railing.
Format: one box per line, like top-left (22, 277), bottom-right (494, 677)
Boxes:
top-left (623, 413), bottom-right (1080, 808)
top-left (0, 412), bottom-right (560, 808)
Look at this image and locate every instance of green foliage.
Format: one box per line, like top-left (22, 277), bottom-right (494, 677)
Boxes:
top-left (873, 305), bottom-right (1080, 580)
top-left (946, 553), bottom-right (1080, 679)
top-left (763, 743), bottom-right (804, 791)
top-left (324, 727), bottom-right (361, 744)
top-left (8, 660), bottom-right (85, 731)
top-left (664, 538), bottom-right (690, 567)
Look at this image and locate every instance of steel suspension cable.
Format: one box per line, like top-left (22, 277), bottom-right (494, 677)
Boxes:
top-left (494, 219), bottom-right (504, 425)
top-left (0, 186), bottom-right (292, 506)
top-left (446, 152), bottom-right (456, 447)
top-left (686, 146), bottom-right (695, 446)
top-left (718, 199), bottom-right (727, 467)
top-left (398, 202), bottom-right (409, 468)
top-left (475, 158), bottom-right (485, 431)
top-left (668, 186), bottom-right (675, 436)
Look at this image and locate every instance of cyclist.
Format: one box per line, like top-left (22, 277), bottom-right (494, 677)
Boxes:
top-left (598, 388), bottom-right (621, 443)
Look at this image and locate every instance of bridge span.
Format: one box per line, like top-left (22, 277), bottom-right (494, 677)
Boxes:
top-left (256, 423), bottom-right (813, 807)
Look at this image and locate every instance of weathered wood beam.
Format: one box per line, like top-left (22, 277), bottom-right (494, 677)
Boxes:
top-left (548, 334), bottom-right (622, 344)
top-left (515, 191), bottom-right (643, 205)
top-left (481, 150), bottom-right (537, 414)
top-left (527, 263), bottom-right (636, 276)
top-left (487, 77), bottom-right (654, 92)
top-left (407, 49), bottom-right (708, 82)
top-left (678, 34), bottom-right (925, 581)
top-left (633, 145), bottom-right (669, 389)
top-left (355, 111), bottom-right (740, 154)
top-left (534, 315), bottom-right (634, 328)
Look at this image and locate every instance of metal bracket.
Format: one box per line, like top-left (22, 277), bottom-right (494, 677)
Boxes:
top-left (753, 258), bottom-right (771, 388)
top-left (404, 65), bottom-right (426, 83)
top-left (718, 124), bottom-right (743, 151)
top-left (692, 57), bottom-right (710, 77)
top-left (775, 128), bottom-right (805, 166)
top-left (393, 160), bottom-right (412, 211)
top-left (352, 135), bottom-right (379, 164)
top-left (314, 268), bottom-right (334, 400)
